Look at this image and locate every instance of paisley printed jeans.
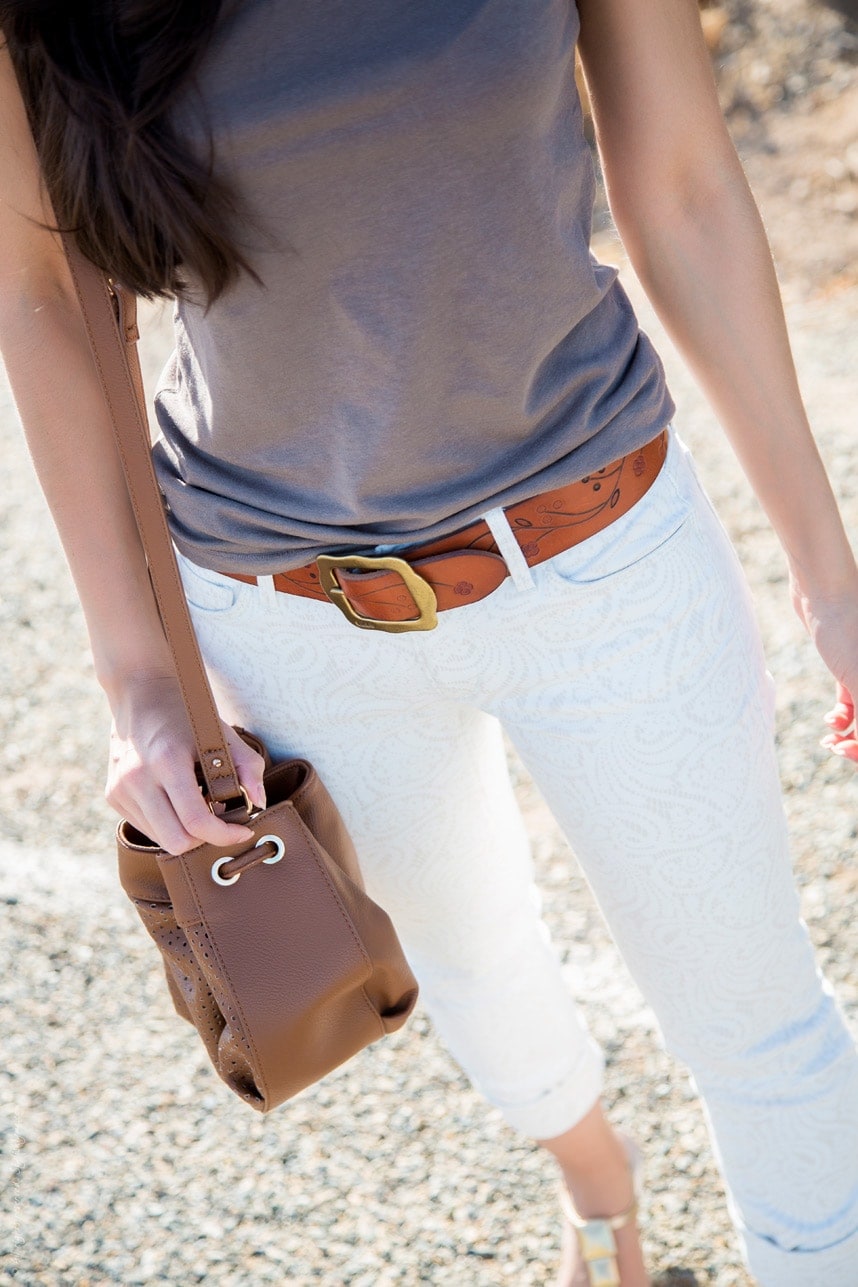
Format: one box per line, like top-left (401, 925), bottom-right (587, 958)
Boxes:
top-left (177, 431), bottom-right (858, 1285)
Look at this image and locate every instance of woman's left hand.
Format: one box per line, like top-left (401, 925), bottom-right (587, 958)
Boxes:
top-left (791, 573), bottom-right (858, 763)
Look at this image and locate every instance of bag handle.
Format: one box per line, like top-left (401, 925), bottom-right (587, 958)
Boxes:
top-left (60, 234), bottom-right (248, 813)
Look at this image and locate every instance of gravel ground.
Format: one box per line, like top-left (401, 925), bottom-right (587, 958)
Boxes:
top-left (715, 0), bottom-right (858, 123)
top-left (4, 35), bottom-right (858, 1287)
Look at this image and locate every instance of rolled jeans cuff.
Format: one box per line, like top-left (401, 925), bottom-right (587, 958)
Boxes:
top-left (742, 1220), bottom-right (858, 1286)
top-left (490, 1036), bottom-right (605, 1139)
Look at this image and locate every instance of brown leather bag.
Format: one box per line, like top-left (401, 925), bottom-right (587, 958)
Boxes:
top-left (60, 238), bottom-right (419, 1112)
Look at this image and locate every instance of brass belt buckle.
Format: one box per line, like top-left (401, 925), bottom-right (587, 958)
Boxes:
top-left (316, 554), bottom-right (438, 633)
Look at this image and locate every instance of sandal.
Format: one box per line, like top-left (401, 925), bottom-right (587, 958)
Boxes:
top-left (556, 1136), bottom-right (644, 1287)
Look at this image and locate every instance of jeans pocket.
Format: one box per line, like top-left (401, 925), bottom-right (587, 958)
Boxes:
top-left (546, 438), bottom-right (693, 587)
top-left (176, 550), bottom-right (248, 616)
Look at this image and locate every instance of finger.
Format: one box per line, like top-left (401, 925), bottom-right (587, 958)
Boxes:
top-left (106, 765), bottom-right (187, 849)
top-left (820, 728), bottom-right (856, 748)
top-left (820, 733), bottom-right (858, 763)
top-left (824, 682), bottom-right (855, 730)
top-left (166, 777), bottom-right (256, 851)
top-left (226, 732), bottom-right (267, 810)
top-left (824, 710), bottom-right (854, 731)
top-left (824, 705), bottom-right (854, 731)
top-left (115, 784), bottom-right (215, 856)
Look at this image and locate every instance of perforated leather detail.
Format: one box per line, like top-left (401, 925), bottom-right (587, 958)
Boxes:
top-left (185, 923), bottom-right (262, 1105)
top-left (133, 901), bottom-right (260, 1102)
top-left (133, 901), bottom-right (223, 1058)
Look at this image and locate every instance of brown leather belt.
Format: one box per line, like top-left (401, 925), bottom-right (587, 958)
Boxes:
top-left (225, 430), bottom-right (668, 633)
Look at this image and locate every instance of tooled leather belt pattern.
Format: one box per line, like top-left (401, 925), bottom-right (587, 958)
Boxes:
top-left (227, 430), bottom-right (668, 625)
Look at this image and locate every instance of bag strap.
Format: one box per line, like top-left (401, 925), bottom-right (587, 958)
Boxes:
top-left (60, 234), bottom-right (248, 812)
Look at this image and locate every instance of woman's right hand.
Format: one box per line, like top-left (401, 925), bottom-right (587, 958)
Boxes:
top-left (105, 672), bottom-right (268, 854)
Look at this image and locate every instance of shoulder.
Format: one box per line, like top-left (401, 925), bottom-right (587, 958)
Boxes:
top-left (0, 42), bottom-right (73, 305)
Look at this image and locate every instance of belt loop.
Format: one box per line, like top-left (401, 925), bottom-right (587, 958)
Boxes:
top-left (256, 574), bottom-right (277, 609)
top-left (483, 507), bottom-right (537, 592)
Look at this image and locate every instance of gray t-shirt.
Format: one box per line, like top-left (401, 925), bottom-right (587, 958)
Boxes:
top-left (153, 0), bottom-right (675, 574)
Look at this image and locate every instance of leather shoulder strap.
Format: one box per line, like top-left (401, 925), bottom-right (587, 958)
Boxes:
top-left (60, 235), bottom-right (246, 809)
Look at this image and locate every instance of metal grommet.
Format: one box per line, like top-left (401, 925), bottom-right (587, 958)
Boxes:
top-left (211, 855), bottom-right (241, 887)
top-left (211, 836), bottom-right (284, 885)
top-left (258, 834), bottom-right (285, 865)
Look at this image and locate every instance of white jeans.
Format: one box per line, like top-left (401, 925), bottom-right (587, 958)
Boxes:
top-left (177, 431), bottom-right (858, 1284)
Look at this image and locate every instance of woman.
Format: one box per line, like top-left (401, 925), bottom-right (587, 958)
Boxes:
top-left (1, 2), bottom-right (857, 1283)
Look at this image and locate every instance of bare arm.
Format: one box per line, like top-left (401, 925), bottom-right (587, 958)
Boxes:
top-left (578, 0), bottom-right (858, 757)
top-left (0, 44), bottom-right (264, 845)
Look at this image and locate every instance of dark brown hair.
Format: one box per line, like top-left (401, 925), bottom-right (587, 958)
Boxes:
top-left (1, 0), bottom-right (256, 303)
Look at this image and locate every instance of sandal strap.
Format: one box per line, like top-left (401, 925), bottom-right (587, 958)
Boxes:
top-left (559, 1190), bottom-right (639, 1232)
top-left (574, 1250), bottom-right (623, 1287)
top-left (559, 1199), bottom-right (637, 1287)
